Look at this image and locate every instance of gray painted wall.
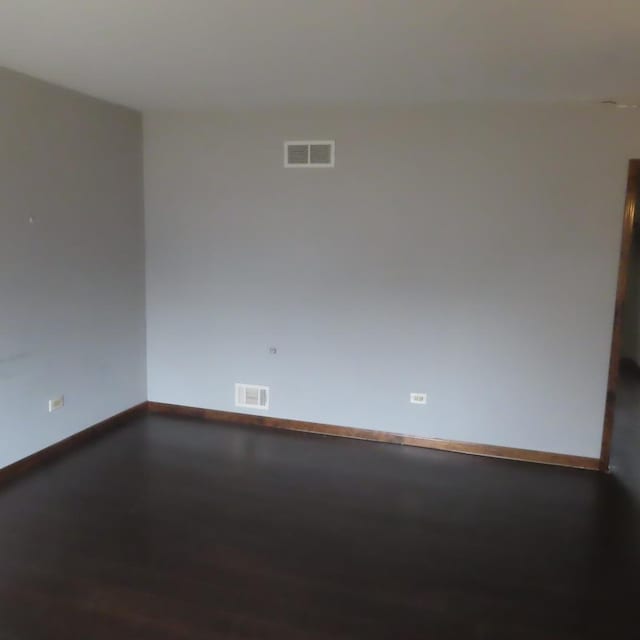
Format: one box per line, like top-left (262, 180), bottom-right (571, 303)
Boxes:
top-left (0, 67), bottom-right (146, 469)
top-left (144, 107), bottom-right (640, 459)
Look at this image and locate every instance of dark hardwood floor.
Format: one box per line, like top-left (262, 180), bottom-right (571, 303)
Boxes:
top-left (0, 409), bottom-right (638, 639)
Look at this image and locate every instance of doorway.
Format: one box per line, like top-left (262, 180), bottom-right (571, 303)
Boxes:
top-left (601, 160), bottom-right (640, 474)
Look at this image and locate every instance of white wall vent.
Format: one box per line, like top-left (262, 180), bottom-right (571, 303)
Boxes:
top-left (235, 383), bottom-right (270, 410)
top-left (284, 141), bottom-right (335, 167)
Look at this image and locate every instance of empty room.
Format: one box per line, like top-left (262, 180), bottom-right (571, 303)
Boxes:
top-left (1, 2), bottom-right (639, 638)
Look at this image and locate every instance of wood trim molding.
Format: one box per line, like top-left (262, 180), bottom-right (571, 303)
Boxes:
top-left (0, 400), bottom-right (600, 485)
top-left (0, 402), bottom-right (148, 486)
top-left (600, 159), bottom-right (640, 471)
top-left (148, 401), bottom-right (600, 471)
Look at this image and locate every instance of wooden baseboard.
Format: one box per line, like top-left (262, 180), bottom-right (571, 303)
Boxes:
top-left (0, 402), bottom-right (148, 486)
top-left (148, 402), bottom-right (600, 471)
top-left (0, 400), bottom-right (599, 484)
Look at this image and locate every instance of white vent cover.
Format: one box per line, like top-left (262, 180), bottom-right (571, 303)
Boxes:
top-left (284, 141), bottom-right (335, 167)
top-left (235, 383), bottom-right (269, 410)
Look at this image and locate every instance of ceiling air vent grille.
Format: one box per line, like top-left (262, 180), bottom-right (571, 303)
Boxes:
top-left (284, 141), bottom-right (334, 167)
top-left (235, 383), bottom-right (270, 410)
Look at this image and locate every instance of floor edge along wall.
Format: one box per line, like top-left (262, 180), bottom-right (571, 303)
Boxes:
top-left (148, 402), bottom-right (600, 471)
top-left (0, 401), bottom-right (600, 484)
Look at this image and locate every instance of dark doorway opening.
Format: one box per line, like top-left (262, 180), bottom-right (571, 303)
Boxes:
top-left (601, 160), bottom-right (640, 472)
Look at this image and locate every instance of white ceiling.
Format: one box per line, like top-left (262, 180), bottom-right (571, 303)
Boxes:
top-left (0, 0), bottom-right (639, 110)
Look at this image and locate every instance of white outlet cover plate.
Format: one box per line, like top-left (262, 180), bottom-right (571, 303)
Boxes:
top-left (410, 392), bottom-right (427, 405)
top-left (48, 396), bottom-right (64, 412)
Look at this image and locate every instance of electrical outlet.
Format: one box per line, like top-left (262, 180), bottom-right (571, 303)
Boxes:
top-left (48, 395), bottom-right (64, 412)
top-left (410, 392), bottom-right (427, 405)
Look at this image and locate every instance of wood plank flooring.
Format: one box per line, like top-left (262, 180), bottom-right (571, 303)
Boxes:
top-left (0, 407), bottom-right (638, 639)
